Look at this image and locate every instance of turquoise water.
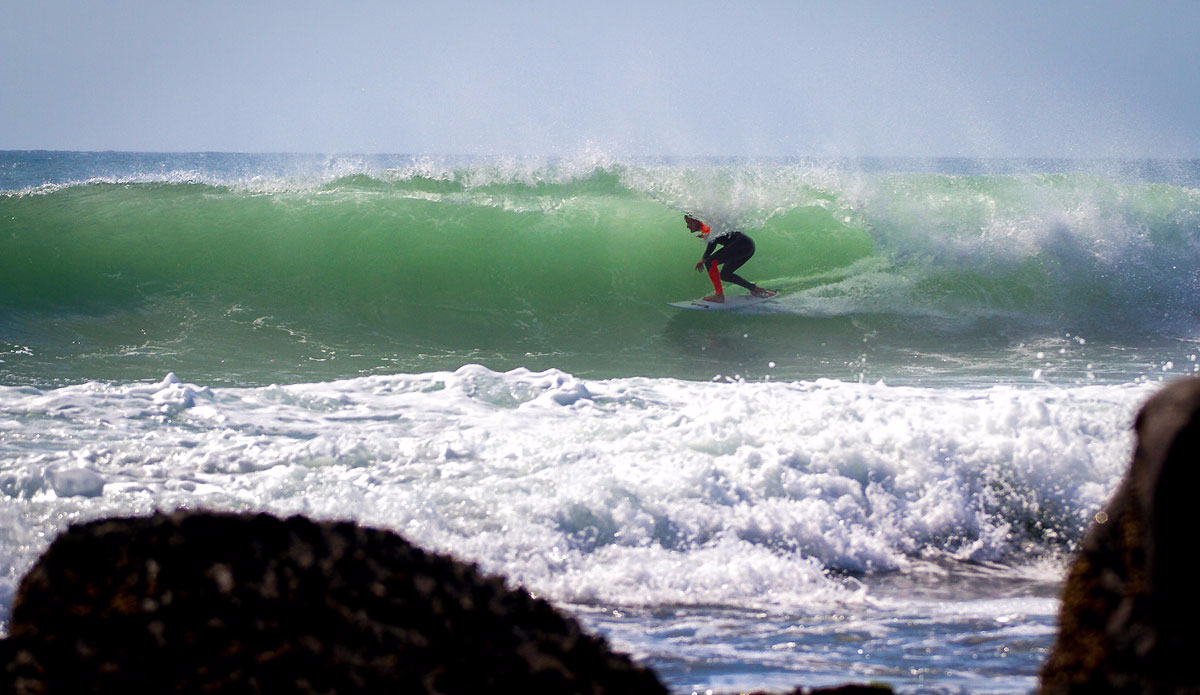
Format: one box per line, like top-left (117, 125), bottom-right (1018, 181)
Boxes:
top-left (2, 152), bottom-right (1199, 693)
top-left (4, 153), bottom-right (1199, 388)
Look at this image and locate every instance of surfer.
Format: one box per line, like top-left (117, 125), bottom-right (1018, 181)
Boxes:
top-left (685, 215), bottom-right (775, 303)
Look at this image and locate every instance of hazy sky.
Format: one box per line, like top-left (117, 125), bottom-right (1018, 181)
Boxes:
top-left (3, 0), bottom-right (1198, 156)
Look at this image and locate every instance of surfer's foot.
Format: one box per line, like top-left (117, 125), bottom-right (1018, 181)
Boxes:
top-left (751, 287), bottom-right (777, 298)
top-left (703, 293), bottom-right (725, 303)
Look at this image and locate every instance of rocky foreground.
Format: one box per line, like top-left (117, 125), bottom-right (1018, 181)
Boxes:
top-left (5, 378), bottom-right (1200, 694)
top-left (0, 508), bottom-right (890, 695)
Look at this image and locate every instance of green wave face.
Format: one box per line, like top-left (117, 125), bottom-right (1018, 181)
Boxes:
top-left (2, 163), bottom-right (1198, 384)
top-left (1, 178), bottom-right (868, 306)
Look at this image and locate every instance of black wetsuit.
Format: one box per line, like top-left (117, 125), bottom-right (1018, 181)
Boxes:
top-left (702, 231), bottom-right (757, 291)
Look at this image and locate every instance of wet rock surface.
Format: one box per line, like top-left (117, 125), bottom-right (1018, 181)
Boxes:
top-left (0, 510), bottom-right (667, 694)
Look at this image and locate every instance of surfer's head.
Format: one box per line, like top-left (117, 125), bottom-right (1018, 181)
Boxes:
top-left (683, 215), bottom-right (708, 236)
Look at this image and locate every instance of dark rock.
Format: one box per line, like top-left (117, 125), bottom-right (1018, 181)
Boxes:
top-left (1040, 377), bottom-right (1200, 694)
top-left (0, 510), bottom-right (667, 695)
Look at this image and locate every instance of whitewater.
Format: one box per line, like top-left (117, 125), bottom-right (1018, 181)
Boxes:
top-left (3, 151), bottom-right (1200, 693)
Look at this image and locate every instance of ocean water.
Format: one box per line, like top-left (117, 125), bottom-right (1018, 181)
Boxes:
top-left (3, 151), bottom-right (1200, 693)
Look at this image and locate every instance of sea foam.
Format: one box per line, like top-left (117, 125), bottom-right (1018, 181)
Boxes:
top-left (0, 366), bottom-right (1150, 621)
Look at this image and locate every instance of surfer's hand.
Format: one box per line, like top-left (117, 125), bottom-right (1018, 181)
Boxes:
top-left (695, 261), bottom-right (705, 272)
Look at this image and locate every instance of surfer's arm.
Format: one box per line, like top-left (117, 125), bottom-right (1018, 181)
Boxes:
top-left (695, 238), bottom-right (719, 271)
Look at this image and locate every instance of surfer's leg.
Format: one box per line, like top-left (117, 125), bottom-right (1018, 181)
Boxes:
top-left (705, 260), bottom-right (724, 300)
top-left (719, 251), bottom-right (757, 291)
top-left (706, 260), bottom-right (723, 292)
top-left (720, 270), bottom-right (756, 290)
top-left (713, 237), bottom-right (759, 291)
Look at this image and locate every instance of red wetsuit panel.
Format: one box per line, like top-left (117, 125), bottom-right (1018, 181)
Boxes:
top-left (707, 260), bottom-right (723, 293)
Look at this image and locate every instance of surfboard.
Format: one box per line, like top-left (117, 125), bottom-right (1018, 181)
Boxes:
top-left (668, 293), bottom-right (776, 311)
